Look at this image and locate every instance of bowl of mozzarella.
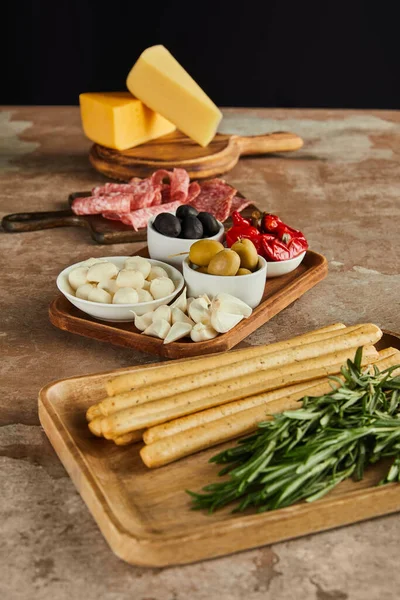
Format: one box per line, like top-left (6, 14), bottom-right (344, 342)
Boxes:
top-left (57, 256), bottom-right (184, 322)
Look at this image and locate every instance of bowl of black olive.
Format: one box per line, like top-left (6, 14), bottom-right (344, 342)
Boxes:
top-left (147, 206), bottom-right (224, 269)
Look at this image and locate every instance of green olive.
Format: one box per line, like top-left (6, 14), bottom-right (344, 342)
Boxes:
top-left (189, 239), bottom-right (225, 267)
top-left (231, 238), bottom-right (259, 271)
top-left (236, 268), bottom-right (252, 276)
top-left (207, 249), bottom-right (240, 276)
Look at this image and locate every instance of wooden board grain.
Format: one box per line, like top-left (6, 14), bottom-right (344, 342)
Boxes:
top-left (38, 331), bottom-right (400, 567)
top-left (89, 130), bottom-right (304, 180)
top-left (49, 249), bottom-right (328, 359)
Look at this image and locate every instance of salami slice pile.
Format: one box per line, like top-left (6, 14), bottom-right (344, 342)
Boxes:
top-left (71, 169), bottom-right (250, 231)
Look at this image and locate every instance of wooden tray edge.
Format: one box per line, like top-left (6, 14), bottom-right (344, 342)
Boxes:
top-left (39, 332), bottom-right (400, 567)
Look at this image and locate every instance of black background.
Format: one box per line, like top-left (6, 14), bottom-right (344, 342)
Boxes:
top-left (4, 1), bottom-right (399, 108)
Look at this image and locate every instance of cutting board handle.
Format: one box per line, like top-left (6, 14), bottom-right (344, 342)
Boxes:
top-left (2, 210), bottom-right (79, 233)
top-left (235, 132), bottom-right (303, 156)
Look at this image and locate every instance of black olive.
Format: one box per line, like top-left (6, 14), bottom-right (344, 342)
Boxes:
top-left (180, 216), bottom-right (204, 239)
top-left (176, 205), bottom-right (199, 220)
top-left (153, 213), bottom-right (181, 237)
top-left (197, 212), bottom-right (220, 237)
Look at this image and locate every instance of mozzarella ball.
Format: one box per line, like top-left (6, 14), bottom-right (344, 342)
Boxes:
top-left (87, 287), bottom-right (112, 304)
top-left (124, 257), bottom-right (152, 279)
top-left (68, 266), bottom-right (89, 290)
top-left (147, 266), bottom-right (169, 281)
top-left (75, 283), bottom-right (96, 300)
top-left (113, 287), bottom-right (139, 304)
top-left (97, 278), bottom-right (119, 295)
top-left (150, 277), bottom-right (175, 300)
top-left (116, 269), bottom-right (145, 289)
top-left (87, 262), bottom-right (118, 283)
top-left (80, 257), bottom-right (108, 267)
top-left (136, 289), bottom-right (153, 303)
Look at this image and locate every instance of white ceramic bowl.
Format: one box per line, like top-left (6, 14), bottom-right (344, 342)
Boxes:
top-left (182, 256), bottom-right (267, 309)
top-left (266, 251), bottom-right (306, 278)
top-left (147, 217), bottom-right (225, 269)
top-left (57, 257), bottom-right (184, 322)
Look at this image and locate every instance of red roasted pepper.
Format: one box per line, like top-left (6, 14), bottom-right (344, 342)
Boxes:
top-left (227, 211), bottom-right (308, 262)
top-left (225, 211), bottom-right (262, 252)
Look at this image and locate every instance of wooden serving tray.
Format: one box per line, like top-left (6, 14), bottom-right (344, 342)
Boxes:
top-left (49, 249), bottom-right (328, 359)
top-left (38, 331), bottom-right (400, 567)
top-left (1, 192), bottom-right (257, 245)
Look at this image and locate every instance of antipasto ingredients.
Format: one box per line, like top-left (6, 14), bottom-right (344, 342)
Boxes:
top-left (180, 215), bottom-right (204, 239)
top-left (197, 212), bottom-right (220, 237)
top-left (231, 238), bottom-right (259, 270)
top-left (164, 322), bottom-right (193, 344)
top-left (237, 268), bottom-right (252, 276)
top-left (112, 287), bottom-right (139, 304)
top-left (68, 266), bottom-right (89, 290)
top-left (75, 283), bottom-right (95, 300)
top-left (150, 277), bottom-right (175, 300)
top-left (170, 288), bottom-right (187, 312)
top-left (126, 45), bottom-right (222, 147)
top-left (79, 91), bottom-right (176, 151)
top-left (190, 323), bottom-right (219, 342)
top-left (147, 266), bottom-right (169, 281)
top-left (103, 324), bottom-right (347, 397)
top-left (207, 249), bottom-right (241, 276)
top-left (171, 307), bottom-right (194, 326)
top-left (143, 319), bottom-right (171, 340)
top-left (187, 297), bottom-right (211, 324)
top-left (176, 205), bottom-right (199, 220)
top-left (211, 293), bottom-right (253, 318)
top-left (124, 256), bottom-right (152, 278)
top-left (152, 305), bottom-right (172, 324)
top-left (189, 240), bottom-right (225, 267)
top-left (188, 349), bottom-right (400, 513)
top-left (97, 279), bottom-right (119, 295)
top-left (210, 310), bottom-right (243, 334)
top-left (116, 269), bottom-right (145, 289)
top-left (153, 213), bottom-right (182, 238)
top-left (87, 262), bottom-right (119, 283)
top-left (136, 289), bottom-right (153, 303)
top-left (132, 312), bottom-right (154, 332)
top-left (88, 288), bottom-right (112, 304)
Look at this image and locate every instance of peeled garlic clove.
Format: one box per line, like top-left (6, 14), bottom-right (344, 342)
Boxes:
top-left (97, 278), bottom-right (119, 295)
top-left (190, 322), bottom-right (218, 342)
top-left (87, 262), bottom-right (118, 283)
top-left (188, 298), bottom-right (211, 324)
top-left (68, 266), bottom-right (89, 290)
top-left (147, 266), bottom-right (169, 281)
top-left (142, 279), bottom-right (151, 291)
top-left (212, 293), bottom-right (252, 318)
top-left (150, 277), bottom-right (175, 300)
top-left (112, 287), bottom-right (139, 304)
top-left (187, 297), bottom-right (195, 310)
top-left (116, 269), bottom-right (145, 289)
top-left (136, 289), bottom-right (153, 303)
top-left (200, 293), bottom-right (212, 307)
top-left (75, 283), bottom-right (96, 300)
top-left (170, 288), bottom-right (187, 312)
top-left (211, 310), bottom-right (243, 333)
top-left (171, 307), bottom-right (194, 326)
top-left (124, 256), bottom-right (151, 278)
top-left (80, 257), bottom-right (108, 267)
top-left (143, 318), bottom-right (171, 340)
top-left (87, 287), bottom-right (112, 304)
top-left (164, 322), bottom-right (193, 344)
top-left (152, 305), bottom-right (172, 323)
top-left (131, 311), bottom-right (154, 331)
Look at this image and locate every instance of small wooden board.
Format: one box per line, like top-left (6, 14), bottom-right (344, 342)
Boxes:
top-left (38, 331), bottom-right (400, 567)
top-left (49, 249), bottom-right (328, 359)
top-left (89, 130), bottom-right (304, 181)
top-left (1, 192), bottom-right (257, 245)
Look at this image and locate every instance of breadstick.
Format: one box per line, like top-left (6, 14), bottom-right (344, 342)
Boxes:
top-left (100, 344), bottom-right (380, 439)
top-left (140, 351), bottom-right (400, 468)
top-left (105, 323), bottom-right (347, 397)
top-left (97, 324), bottom-right (381, 419)
top-left (143, 346), bottom-right (398, 443)
top-left (113, 430), bottom-right (144, 445)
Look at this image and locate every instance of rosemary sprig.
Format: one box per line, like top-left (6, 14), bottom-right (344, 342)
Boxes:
top-left (188, 348), bottom-right (400, 513)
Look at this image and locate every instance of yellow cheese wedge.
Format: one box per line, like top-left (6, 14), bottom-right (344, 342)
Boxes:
top-left (79, 91), bottom-right (176, 151)
top-left (126, 45), bottom-right (223, 147)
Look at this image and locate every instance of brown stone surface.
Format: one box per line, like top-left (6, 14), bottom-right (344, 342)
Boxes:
top-left (1, 106), bottom-right (400, 599)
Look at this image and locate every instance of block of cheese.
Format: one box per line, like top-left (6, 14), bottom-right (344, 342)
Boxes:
top-left (126, 46), bottom-right (223, 147)
top-left (79, 92), bottom-right (176, 151)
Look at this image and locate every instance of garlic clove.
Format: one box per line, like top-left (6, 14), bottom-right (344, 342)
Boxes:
top-left (68, 266), bottom-right (89, 290)
top-left (150, 277), bottom-right (175, 300)
top-left (87, 287), bottom-right (112, 304)
top-left (143, 318), bottom-right (171, 340)
top-left (188, 298), bottom-right (211, 324)
top-left (163, 322), bottom-right (193, 344)
top-left (190, 322), bottom-right (218, 342)
top-left (200, 293), bottom-right (212, 307)
top-left (75, 283), bottom-right (96, 300)
top-left (211, 293), bottom-right (252, 318)
top-left (97, 277), bottom-right (119, 295)
top-left (136, 289), bottom-right (153, 303)
top-left (171, 307), bottom-right (195, 326)
top-left (152, 305), bottom-right (172, 323)
top-left (116, 269), bottom-right (145, 289)
top-left (142, 279), bottom-right (151, 291)
top-left (87, 262), bottom-right (118, 283)
top-left (112, 287), bottom-right (139, 304)
top-left (211, 310), bottom-right (244, 333)
top-left (131, 311), bottom-right (154, 331)
top-left (147, 266), bottom-right (169, 281)
top-left (170, 288), bottom-right (187, 312)
top-left (187, 297), bottom-right (195, 311)
top-left (80, 257), bottom-right (108, 267)
top-left (124, 256), bottom-right (151, 278)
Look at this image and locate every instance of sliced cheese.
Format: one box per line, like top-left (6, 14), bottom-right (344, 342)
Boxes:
top-left (79, 91), bottom-right (176, 151)
top-left (126, 45), bottom-right (223, 147)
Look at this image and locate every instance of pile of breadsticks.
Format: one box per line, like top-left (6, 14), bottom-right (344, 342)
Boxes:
top-left (86, 323), bottom-right (400, 468)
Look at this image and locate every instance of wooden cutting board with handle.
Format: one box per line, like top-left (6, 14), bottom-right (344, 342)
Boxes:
top-left (89, 130), bottom-right (303, 181)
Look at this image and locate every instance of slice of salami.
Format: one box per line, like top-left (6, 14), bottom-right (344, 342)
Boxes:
top-left (115, 201), bottom-right (184, 231)
top-left (71, 194), bottom-right (131, 215)
top-left (151, 170), bottom-right (171, 186)
top-left (230, 195), bottom-right (251, 214)
top-left (170, 168), bottom-right (190, 203)
top-left (92, 183), bottom-right (137, 195)
top-left (191, 179), bottom-right (237, 222)
top-left (187, 181), bottom-right (201, 203)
